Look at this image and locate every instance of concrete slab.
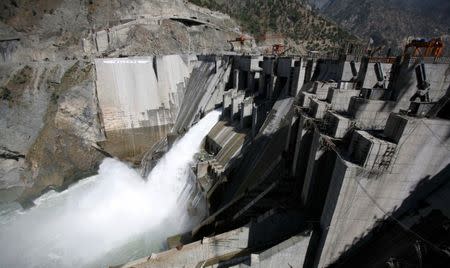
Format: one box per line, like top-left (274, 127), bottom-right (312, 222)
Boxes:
top-left (326, 88), bottom-right (360, 113)
top-left (309, 99), bottom-right (330, 119)
top-left (323, 112), bottom-right (353, 138)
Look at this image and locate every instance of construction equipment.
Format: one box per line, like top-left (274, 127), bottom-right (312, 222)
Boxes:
top-left (404, 38), bottom-right (444, 58)
top-left (227, 35), bottom-right (254, 52)
top-left (228, 35), bottom-right (253, 45)
top-left (269, 44), bottom-right (293, 56)
top-left (272, 44), bottom-right (285, 55)
top-left (257, 33), bottom-right (287, 56)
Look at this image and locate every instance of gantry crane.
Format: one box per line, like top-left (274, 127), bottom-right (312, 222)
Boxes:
top-left (404, 38), bottom-right (444, 58)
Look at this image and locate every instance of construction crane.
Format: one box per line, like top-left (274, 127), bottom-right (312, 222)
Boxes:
top-left (227, 35), bottom-right (254, 52)
top-left (404, 38), bottom-right (444, 58)
top-left (228, 35), bottom-right (253, 45)
top-left (272, 44), bottom-right (293, 56)
top-left (257, 33), bottom-right (287, 56)
top-left (272, 44), bottom-right (285, 55)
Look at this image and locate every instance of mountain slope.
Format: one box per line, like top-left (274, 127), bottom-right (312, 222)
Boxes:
top-left (0, 0), bottom-right (241, 61)
top-left (309, 0), bottom-right (450, 49)
top-left (189, 0), bottom-right (360, 53)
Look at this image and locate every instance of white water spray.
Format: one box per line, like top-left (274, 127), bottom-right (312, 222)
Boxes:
top-left (0, 110), bottom-right (220, 268)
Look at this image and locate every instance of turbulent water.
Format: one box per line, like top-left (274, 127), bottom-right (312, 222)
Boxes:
top-left (0, 110), bottom-right (220, 268)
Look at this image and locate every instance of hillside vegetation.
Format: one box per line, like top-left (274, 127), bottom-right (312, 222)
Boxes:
top-left (309, 0), bottom-right (450, 50)
top-left (189, 0), bottom-right (360, 53)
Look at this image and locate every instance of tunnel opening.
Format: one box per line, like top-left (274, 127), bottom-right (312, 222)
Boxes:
top-left (170, 17), bottom-right (205, 27)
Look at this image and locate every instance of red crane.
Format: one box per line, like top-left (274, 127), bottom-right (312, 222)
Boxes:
top-left (404, 38), bottom-right (444, 58)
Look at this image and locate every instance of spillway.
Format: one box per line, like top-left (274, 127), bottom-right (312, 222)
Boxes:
top-left (0, 110), bottom-right (220, 268)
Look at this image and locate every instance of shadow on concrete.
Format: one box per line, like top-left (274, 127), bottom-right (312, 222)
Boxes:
top-left (213, 209), bottom-right (310, 268)
top-left (194, 96), bottom-right (302, 240)
top-left (387, 56), bottom-right (417, 104)
top-left (328, 163), bottom-right (450, 268)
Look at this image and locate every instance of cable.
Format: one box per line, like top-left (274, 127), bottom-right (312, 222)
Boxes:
top-left (324, 122), bottom-right (448, 258)
top-left (350, 172), bottom-right (448, 256)
top-left (421, 119), bottom-right (450, 152)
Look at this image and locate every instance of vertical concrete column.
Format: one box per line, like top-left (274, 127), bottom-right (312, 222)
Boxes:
top-left (291, 115), bottom-right (307, 177)
top-left (267, 75), bottom-right (276, 100)
top-left (247, 71), bottom-right (255, 92)
top-left (251, 103), bottom-right (259, 138)
top-left (295, 58), bottom-right (306, 95)
top-left (256, 71), bottom-right (265, 97)
top-left (310, 59), bottom-right (319, 81)
top-left (231, 91), bottom-right (245, 121)
top-left (238, 71), bottom-right (248, 91)
top-left (304, 59), bottom-right (313, 83)
top-left (240, 97), bottom-right (254, 129)
top-left (233, 69), bottom-right (239, 89)
top-left (290, 61), bottom-right (302, 97)
top-left (301, 129), bottom-right (322, 207)
top-left (350, 60), bottom-right (358, 80)
top-left (356, 56), bottom-right (369, 89)
top-left (276, 57), bottom-right (293, 97)
top-left (222, 90), bottom-right (234, 120)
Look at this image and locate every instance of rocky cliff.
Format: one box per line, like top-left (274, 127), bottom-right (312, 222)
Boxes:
top-left (0, 0), bottom-right (240, 62)
top-left (0, 61), bottom-right (106, 204)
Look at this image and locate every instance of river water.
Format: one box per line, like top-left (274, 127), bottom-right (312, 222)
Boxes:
top-left (0, 110), bottom-right (220, 268)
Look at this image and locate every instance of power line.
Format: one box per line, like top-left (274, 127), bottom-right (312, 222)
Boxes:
top-left (325, 122), bottom-right (448, 257)
top-left (351, 172), bottom-right (447, 257)
top-left (421, 119), bottom-right (450, 152)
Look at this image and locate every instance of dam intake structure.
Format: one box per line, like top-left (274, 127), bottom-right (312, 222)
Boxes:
top-left (121, 52), bottom-right (450, 268)
top-left (0, 111), bottom-right (220, 268)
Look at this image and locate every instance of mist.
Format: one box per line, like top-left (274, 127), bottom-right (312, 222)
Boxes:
top-left (0, 110), bottom-right (220, 268)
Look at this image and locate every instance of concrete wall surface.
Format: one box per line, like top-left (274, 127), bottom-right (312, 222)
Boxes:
top-left (316, 115), bottom-right (450, 267)
top-left (95, 55), bottom-right (191, 131)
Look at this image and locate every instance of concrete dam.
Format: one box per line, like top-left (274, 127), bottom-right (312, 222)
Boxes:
top-left (0, 51), bottom-right (450, 268)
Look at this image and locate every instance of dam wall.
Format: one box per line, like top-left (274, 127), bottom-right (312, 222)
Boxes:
top-left (173, 56), bottom-right (232, 134)
top-left (94, 55), bottom-right (194, 161)
top-left (122, 54), bottom-right (450, 268)
top-left (94, 55), bottom-right (192, 131)
top-left (140, 55), bottom-right (232, 176)
top-left (315, 115), bottom-right (450, 267)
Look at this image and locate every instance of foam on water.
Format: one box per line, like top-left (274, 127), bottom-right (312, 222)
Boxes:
top-left (0, 110), bottom-right (220, 268)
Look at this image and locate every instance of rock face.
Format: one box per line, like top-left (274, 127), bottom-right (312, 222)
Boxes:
top-left (0, 61), bottom-right (106, 203)
top-left (0, 0), bottom-right (240, 63)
